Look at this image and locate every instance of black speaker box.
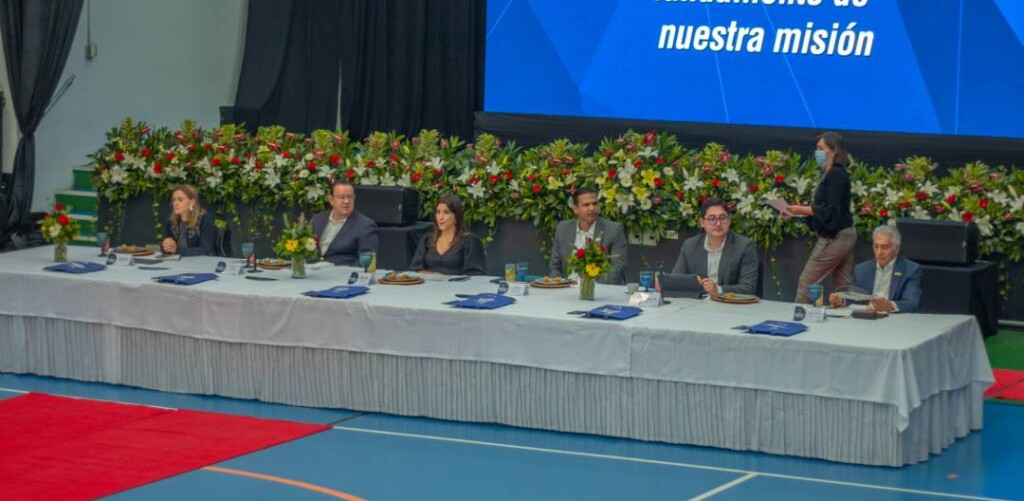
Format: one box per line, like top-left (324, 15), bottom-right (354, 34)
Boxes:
top-left (895, 218), bottom-right (978, 266)
top-left (354, 186), bottom-right (421, 226)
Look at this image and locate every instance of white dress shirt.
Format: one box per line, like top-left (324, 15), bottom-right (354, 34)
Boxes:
top-left (704, 234), bottom-right (726, 294)
top-left (319, 214), bottom-right (347, 255)
top-left (872, 259), bottom-right (899, 311)
top-left (574, 221), bottom-right (596, 250)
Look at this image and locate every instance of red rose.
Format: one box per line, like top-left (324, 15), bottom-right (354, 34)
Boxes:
top-left (211, 158), bottom-right (222, 167)
top-left (329, 154), bottom-right (341, 165)
top-left (945, 194), bottom-right (957, 205)
top-left (470, 176), bottom-right (479, 185)
top-left (411, 172), bottom-right (422, 181)
top-left (962, 211), bottom-right (974, 223)
top-left (633, 160), bottom-right (642, 168)
top-left (114, 152), bottom-right (125, 162)
top-left (655, 157), bottom-right (665, 165)
top-left (915, 191), bottom-right (928, 201)
top-left (165, 152), bottom-right (176, 162)
top-left (254, 161), bottom-right (263, 170)
top-left (654, 178), bottom-right (664, 188)
top-left (879, 208), bottom-right (889, 217)
top-left (232, 157), bottom-right (241, 165)
top-left (576, 248), bottom-right (586, 259)
top-left (602, 150), bottom-right (613, 158)
top-left (898, 201), bottom-right (911, 209)
top-left (775, 175), bottom-right (786, 184)
top-left (204, 142), bottom-right (212, 150)
top-left (969, 182), bottom-right (983, 193)
top-left (675, 191), bottom-right (684, 200)
top-left (346, 169), bottom-right (356, 180)
top-left (600, 245), bottom-right (607, 253)
top-left (489, 175), bottom-right (499, 184)
top-left (366, 160), bottom-right (375, 168)
top-left (307, 161), bottom-right (317, 170)
top-left (561, 169), bottom-right (571, 177)
top-left (933, 205), bottom-right (946, 214)
top-left (980, 198), bottom-right (990, 208)
top-left (187, 145), bottom-right (196, 152)
top-left (391, 140), bottom-right (401, 151)
top-left (54, 203), bottom-right (63, 211)
top-left (153, 163), bottom-right (162, 175)
top-left (700, 195), bottom-right (709, 204)
top-left (57, 214), bottom-right (70, 226)
top-left (434, 169), bottom-right (442, 176)
top-left (643, 130), bottom-right (658, 146)
top-left (389, 153), bottom-right (399, 163)
top-left (748, 184), bottom-right (759, 192)
top-left (607, 169), bottom-right (617, 179)
top-left (140, 147), bottom-right (150, 158)
top-left (712, 178), bottom-right (721, 188)
top-left (532, 184), bottom-right (541, 194)
top-left (527, 174), bottom-right (537, 182)
top-left (503, 171), bottom-right (513, 181)
top-left (282, 151), bottom-right (291, 159)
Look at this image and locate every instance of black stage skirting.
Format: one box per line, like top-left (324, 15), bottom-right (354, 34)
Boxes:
top-left (919, 261), bottom-right (999, 337)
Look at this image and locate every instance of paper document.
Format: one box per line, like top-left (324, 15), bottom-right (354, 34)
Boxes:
top-left (836, 290), bottom-right (875, 302)
top-left (155, 253), bottom-right (182, 261)
top-left (766, 198), bottom-right (803, 217)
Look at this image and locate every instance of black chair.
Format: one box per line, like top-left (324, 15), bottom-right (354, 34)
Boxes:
top-left (215, 225), bottom-right (233, 258)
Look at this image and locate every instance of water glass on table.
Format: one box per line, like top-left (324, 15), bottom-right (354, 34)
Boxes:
top-left (95, 232), bottom-right (109, 257)
top-left (808, 284), bottom-right (824, 307)
top-left (516, 262), bottom-right (529, 282)
top-left (639, 271), bottom-right (653, 292)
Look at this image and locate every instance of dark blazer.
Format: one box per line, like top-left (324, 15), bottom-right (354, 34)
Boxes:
top-left (548, 217), bottom-right (628, 285)
top-left (162, 211), bottom-right (216, 257)
top-left (410, 233), bottom-right (487, 275)
top-left (311, 210), bottom-right (379, 266)
top-left (851, 256), bottom-right (922, 313)
top-left (670, 231), bottom-right (758, 295)
top-left (806, 165), bottom-right (853, 238)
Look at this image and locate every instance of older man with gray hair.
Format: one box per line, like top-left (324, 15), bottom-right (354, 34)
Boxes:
top-left (829, 224), bottom-right (922, 313)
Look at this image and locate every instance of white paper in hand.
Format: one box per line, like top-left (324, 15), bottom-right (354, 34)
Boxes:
top-left (766, 198), bottom-right (803, 218)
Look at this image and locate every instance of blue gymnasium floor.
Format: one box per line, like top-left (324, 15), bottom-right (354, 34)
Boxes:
top-left (1, 372), bottom-right (1021, 501)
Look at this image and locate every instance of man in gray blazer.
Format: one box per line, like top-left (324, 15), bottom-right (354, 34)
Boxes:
top-left (671, 198), bottom-right (759, 296)
top-left (311, 180), bottom-right (379, 266)
top-left (548, 187), bottom-right (628, 284)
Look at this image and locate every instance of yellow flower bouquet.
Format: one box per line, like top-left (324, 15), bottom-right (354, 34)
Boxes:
top-left (566, 237), bottom-right (611, 300)
top-left (273, 214), bottom-right (319, 277)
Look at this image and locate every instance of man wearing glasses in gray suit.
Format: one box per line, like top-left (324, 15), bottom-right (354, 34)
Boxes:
top-left (671, 197), bottom-right (759, 297)
top-left (311, 180), bottom-right (379, 266)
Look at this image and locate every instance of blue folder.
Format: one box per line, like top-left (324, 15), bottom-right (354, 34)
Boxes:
top-left (152, 273), bottom-right (218, 285)
top-left (303, 285), bottom-right (369, 299)
top-left (452, 293), bottom-right (515, 310)
top-left (586, 305), bottom-right (642, 320)
top-left (744, 320), bottom-right (807, 337)
top-left (44, 261), bottom-right (106, 274)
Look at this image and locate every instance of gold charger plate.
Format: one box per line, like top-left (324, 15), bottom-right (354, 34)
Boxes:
top-left (530, 279), bottom-right (575, 289)
top-left (378, 277), bottom-right (425, 285)
top-left (118, 246), bottom-right (155, 257)
top-left (711, 294), bottom-right (760, 304)
top-left (258, 259), bottom-right (291, 270)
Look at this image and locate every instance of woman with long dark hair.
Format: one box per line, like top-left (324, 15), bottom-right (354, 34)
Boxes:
top-left (160, 184), bottom-right (215, 256)
top-left (788, 131), bottom-right (856, 303)
top-left (409, 194), bottom-right (486, 275)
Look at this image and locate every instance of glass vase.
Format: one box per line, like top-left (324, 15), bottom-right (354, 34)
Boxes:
top-left (579, 276), bottom-right (596, 301)
top-left (54, 239), bottom-right (68, 263)
top-left (291, 256), bottom-right (306, 278)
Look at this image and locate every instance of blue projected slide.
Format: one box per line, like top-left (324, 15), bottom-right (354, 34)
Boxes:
top-left (484, 0), bottom-right (1024, 139)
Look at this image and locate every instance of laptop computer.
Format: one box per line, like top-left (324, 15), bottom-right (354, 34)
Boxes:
top-left (657, 272), bottom-right (704, 299)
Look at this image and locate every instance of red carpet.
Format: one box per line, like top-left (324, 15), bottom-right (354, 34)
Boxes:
top-left (0, 393), bottom-right (329, 500)
top-left (984, 368), bottom-right (1024, 398)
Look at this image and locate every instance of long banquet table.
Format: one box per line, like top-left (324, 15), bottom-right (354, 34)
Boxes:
top-left (0, 246), bottom-right (993, 466)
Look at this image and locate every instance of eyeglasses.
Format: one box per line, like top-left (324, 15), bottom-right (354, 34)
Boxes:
top-left (702, 215), bottom-right (731, 225)
top-left (333, 195), bottom-right (355, 201)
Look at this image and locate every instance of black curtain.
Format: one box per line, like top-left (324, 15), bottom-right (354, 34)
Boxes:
top-left (233, 0), bottom-right (341, 133)
top-left (0, 0), bottom-right (84, 230)
top-left (235, 0), bottom-right (485, 139)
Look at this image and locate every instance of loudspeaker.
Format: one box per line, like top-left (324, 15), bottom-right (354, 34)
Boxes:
top-left (354, 186), bottom-right (421, 226)
top-left (895, 218), bottom-right (978, 266)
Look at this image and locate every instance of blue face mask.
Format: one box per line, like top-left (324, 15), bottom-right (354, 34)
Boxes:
top-left (814, 149), bottom-right (829, 166)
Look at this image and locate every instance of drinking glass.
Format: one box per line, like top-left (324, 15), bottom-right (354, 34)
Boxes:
top-left (516, 262), bottom-right (529, 282)
top-left (808, 284), bottom-right (823, 307)
top-left (95, 232), bottom-right (109, 257)
top-left (639, 271), bottom-right (654, 292)
top-left (242, 242), bottom-right (258, 273)
top-left (359, 252), bottom-right (374, 272)
top-left (504, 263), bottom-right (517, 282)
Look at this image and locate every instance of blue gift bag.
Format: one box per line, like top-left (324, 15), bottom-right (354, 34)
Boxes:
top-left (152, 273), bottom-right (218, 285)
top-left (586, 305), bottom-right (643, 320)
top-left (44, 261), bottom-right (106, 274)
top-left (452, 293), bottom-right (515, 310)
top-left (303, 285), bottom-right (369, 299)
top-left (745, 320), bottom-right (807, 337)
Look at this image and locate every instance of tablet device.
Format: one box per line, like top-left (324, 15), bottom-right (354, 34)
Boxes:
top-left (658, 272), bottom-right (704, 299)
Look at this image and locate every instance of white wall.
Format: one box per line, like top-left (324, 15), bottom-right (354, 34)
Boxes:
top-left (11, 0), bottom-right (246, 210)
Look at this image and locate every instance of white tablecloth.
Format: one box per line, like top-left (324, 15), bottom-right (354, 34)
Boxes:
top-left (0, 246), bottom-right (994, 465)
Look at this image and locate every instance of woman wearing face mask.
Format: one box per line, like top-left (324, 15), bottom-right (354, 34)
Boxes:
top-left (786, 131), bottom-right (856, 303)
top-left (160, 184), bottom-right (216, 256)
top-left (409, 193), bottom-right (486, 275)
